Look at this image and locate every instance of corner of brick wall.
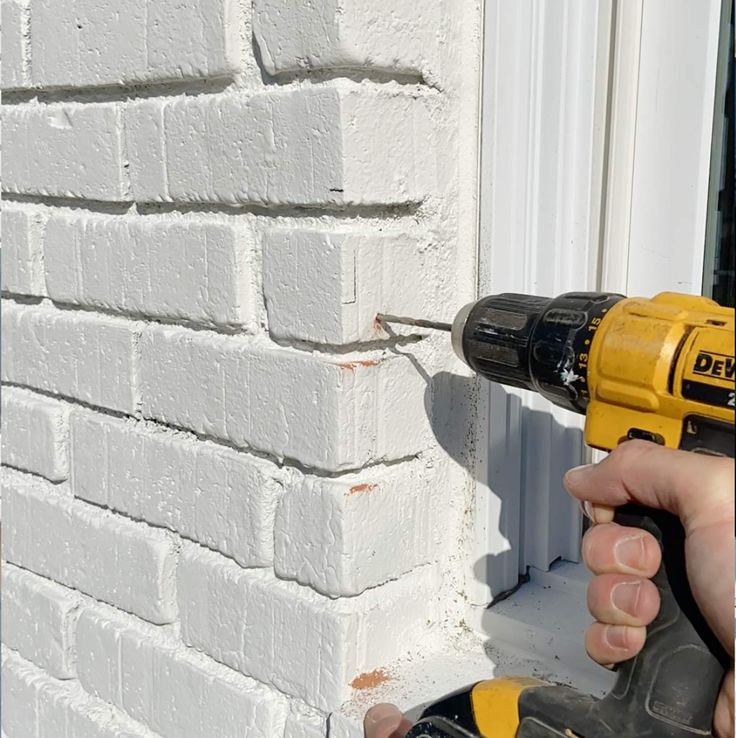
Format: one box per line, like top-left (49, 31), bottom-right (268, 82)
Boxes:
top-left (1, 0), bottom-right (481, 735)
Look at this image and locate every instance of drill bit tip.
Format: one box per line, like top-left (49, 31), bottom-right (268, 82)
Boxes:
top-left (378, 314), bottom-right (452, 332)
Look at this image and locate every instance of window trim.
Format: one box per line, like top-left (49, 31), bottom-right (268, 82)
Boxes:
top-left (471, 0), bottom-right (722, 622)
top-left (470, 0), bottom-right (614, 607)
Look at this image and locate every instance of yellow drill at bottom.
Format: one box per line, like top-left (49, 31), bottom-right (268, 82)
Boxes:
top-left (381, 291), bottom-right (735, 738)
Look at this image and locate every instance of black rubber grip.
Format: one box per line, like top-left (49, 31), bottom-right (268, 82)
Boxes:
top-left (585, 504), bottom-right (729, 736)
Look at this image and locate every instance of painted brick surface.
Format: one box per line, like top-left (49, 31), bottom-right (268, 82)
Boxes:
top-left (2, 649), bottom-right (155, 738)
top-left (1, 204), bottom-right (47, 296)
top-left (3, 104), bottom-right (129, 200)
top-left (2, 565), bottom-right (82, 679)
top-left (76, 605), bottom-right (289, 738)
top-left (178, 543), bottom-right (440, 711)
top-left (30, 0), bottom-right (244, 90)
top-left (1, 0), bottom-right (30, 89)
top-left (44, 213), bottom-right (258, 328)
top-left (253, 0), bottom-right (439, 81)
top-left (2, 0), bottom-right (474, 732)
top-left (71, 410), bottom-right (284, 567)
top-left (284, 704), bottom-right (329, 738)
top-left (2, 301), bottom-right (141, 414)
top-left (3, 471), bottom-right (178, 624)
top-left (1, 386), bottom-right (71, 481)
top-left (140, 324), bottom-right (431, 470)
top-left (274, 461), bottom-right (435, 596)
top-left (126, 85), bottom-right (433, 205)
top-left (263, 228), bottom-right (445, 343)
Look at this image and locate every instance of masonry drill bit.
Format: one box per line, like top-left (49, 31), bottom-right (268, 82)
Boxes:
top-left (378, 314), bottom-right (452, 332)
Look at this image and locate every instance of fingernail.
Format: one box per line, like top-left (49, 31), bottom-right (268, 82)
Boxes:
top-left (364, 705), bottom-right (400, 727)
top-left (579, 500), bottom-right (596, 521)
top-left (614, 534), bottom-right (647, 571)
top-left (603, 625), bottom-right (631, 651)
top-left (565, 464), bottom-right (594, 488)
top-left (611, 581), bottom-right (642, 616)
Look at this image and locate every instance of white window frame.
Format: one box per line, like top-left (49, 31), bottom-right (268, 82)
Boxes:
top-left (469, 0), bottom-right (723, 625)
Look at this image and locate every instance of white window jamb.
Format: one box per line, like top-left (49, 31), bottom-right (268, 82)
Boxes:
top-left (469, 0), bottom-right (614, 609)
top-left (469, 0), bottom-right (723, 631)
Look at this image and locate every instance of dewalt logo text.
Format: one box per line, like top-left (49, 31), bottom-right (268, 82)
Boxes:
top-left (693, 351), bottom-right (735, 380)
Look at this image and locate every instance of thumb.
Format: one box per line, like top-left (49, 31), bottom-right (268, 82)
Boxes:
top-left (364, 704), bottom-right (413, 738)
top-left (564, 440), bottom-right (734, 535)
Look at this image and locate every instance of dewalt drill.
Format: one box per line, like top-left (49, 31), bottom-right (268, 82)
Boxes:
top-left (380, 291), bottom-right (735, 738)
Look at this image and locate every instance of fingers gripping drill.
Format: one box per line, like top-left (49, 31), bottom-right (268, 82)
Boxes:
top-left (380, 292), bottom-right (735, 738)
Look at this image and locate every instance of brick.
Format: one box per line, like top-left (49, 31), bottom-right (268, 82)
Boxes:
top-left (253, 0), bottom-right (439, 81)
top-left (70, 410), bottom-right (284, 567)
top-left (178, 543), bottom-right (439, 711)
top-left (76, 605), bottom-right (123, 707)
top-left (2, 386), bottom-right (71, 481)
top-left (284, 703), bottom-right (328, 738)
top-left (126, 85), bottom-right (433, 206)
top-left (2, 649), bottom-right (154, 738)
top-left (1, 203), bottom-right (47, 296)
top-left (2, 103), bottom-right (129, 200)
top-left (1, 565), bottom-right (81, 679)
top-left (274, 461), bottom-right (434, 596)
top-left (31, 0), bottom-right (244, 89)
top-left (2, 649), bottom-right (38, 736)
top-left (3, 470), bottom-right (178, 624)
top-left (262, 228), bottom-right (446, 344)
top-left (327, 714), bottom-right (363, 738)
top-left (1, 0), bottom-right (30, 89)
top-left (1, 301), bottom-right (141, 414)
top-left (76, 605), bottom-right (288, 738)
top-left (124, 99), bottom-right (168, 201)
top-left (140, 324), bottom-right (431, 471)
top-left (44, 212), bottom-right (257, 328)
top-left (9, 383), bottom-right (69, 452)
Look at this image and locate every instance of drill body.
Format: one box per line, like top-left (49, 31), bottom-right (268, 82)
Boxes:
top-left (456, 292), bottom-right (734, 455)
top-left (406, 292), bottom-right (734, 738)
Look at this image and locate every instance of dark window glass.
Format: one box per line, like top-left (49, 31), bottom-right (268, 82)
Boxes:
top-left (704, 1), bottom-right (734, 307)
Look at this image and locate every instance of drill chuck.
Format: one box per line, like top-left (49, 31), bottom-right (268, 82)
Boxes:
top-left (451, 292), bottom-right (624, 414)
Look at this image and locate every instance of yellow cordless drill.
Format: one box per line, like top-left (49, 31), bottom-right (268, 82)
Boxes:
top-left (381, 291), bottom-right (735, 738)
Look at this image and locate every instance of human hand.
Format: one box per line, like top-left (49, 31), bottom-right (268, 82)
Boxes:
top-left (564, 440), bottom-right (734, 738)
top-left (363, 704), bottom-right (412, 738)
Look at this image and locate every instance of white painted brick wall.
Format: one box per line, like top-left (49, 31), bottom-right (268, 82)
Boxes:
top-left (127, 86), bottom-right (433, 205)
top-left (178, 543), bottom-right (440, 711)
top-left (2, 301), bottom-right (141, 413)
top-left (2, 566), bottom-right (82, 679)
top-left (70, 410), bottom-right (284, 567)
top-left (263, 228), bottom-right (446, 344)
top-left (1, 203), bottom-right (46, 297)
top-left (29, 0), bottom-right (245, 90)
top-left (3, 104), bottom-right (129, 200)
top-left (76, 604), bottom-right (289, 738)
top-left (2, 0), bottom-right (479, 733)
top-left (1, 386), bottom-right (71, 481)
top-left (284, 703), bottom-right (329, 738)
top-left (141, 324), bottom-right (431, 470)
top-left (0, 0), bottom-right (30, 90)
top-left (4, 471), bottom-right (179, 624)
top-left (274, 460), bottom-right (436, 596)
top-left (253, 0), bottom-right (440, 82)
top-left (44, 212), bottom-right (258, 328)
top-left (2, 649), bottom-right (155, 737)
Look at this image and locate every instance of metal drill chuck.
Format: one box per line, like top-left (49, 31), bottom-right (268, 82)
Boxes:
top-left (451, 292), bottom-right (624, 414)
